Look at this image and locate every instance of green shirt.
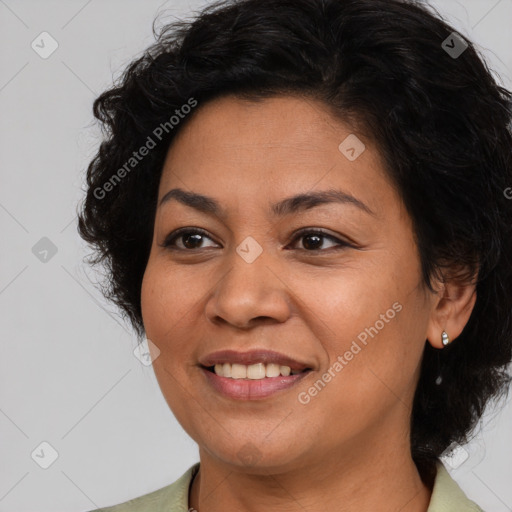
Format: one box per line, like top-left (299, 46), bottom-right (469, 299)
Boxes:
top-left (91, 461), bottom-right (484, 511)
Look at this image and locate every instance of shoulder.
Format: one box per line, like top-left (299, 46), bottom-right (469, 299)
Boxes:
top-left (87, 462), bottom-right (199, 512)
top-left (427, 461), bottom-right (485, 512)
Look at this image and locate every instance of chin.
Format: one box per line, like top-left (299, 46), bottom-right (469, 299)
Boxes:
top-left (198, 434), bottom-right (313, 474)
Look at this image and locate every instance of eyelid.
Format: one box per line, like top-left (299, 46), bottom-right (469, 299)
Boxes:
top-left (288, 228), bottom-right (353, 250)
top-left (161, 226), bottom-right (218, 248)
top-left (161, 226), bottom-right (354, 251)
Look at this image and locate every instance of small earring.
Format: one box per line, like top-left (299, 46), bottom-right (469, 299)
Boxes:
top-left (441, 330), bottom-right (450, 347)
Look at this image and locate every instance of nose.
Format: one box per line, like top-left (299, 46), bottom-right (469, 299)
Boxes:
top-left (204, 249), bottom-right (292, 330)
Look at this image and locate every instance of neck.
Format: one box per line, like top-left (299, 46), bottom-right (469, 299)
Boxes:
top-left (189, 440), bottom-right (433, 512)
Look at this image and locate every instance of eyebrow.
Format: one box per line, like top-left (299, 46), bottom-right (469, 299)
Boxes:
top-left (158, 187), bottom-right (375, 218)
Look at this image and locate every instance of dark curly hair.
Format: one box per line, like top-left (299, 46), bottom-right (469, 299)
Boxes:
top-left (77, 0), bottom-right (512, 477)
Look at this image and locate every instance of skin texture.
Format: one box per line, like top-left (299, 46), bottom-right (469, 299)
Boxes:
top-left (140, 95), bottom-right (477, 512)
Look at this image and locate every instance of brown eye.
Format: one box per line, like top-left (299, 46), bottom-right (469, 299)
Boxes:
top-left (162, 228), bottom-right (218, 250)
top-left (161, 227), bottom-right (351, 252)
top-left (289, 229), bottom-right (351, 252)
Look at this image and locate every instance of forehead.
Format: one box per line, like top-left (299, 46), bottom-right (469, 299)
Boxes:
top-left (157, 94), bottom-right (398, 220)
top-left (166, 94), bottom-right (350, 158)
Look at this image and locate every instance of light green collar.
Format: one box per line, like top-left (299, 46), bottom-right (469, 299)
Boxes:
top-left (94, 460), bottom-right (484, 511)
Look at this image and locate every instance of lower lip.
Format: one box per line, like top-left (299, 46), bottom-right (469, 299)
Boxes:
top-left (201, 367), bottom-right (311, 400)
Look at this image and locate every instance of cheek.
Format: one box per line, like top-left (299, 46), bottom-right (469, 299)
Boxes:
top-left (140, 264), bottom-right (168, 338)
top-left (141, 262), bottom-right (191, 382)
top-left (141, 260), bottom-right (197, 339)
top-left (140, 261), bottom-right (201, 424)
top-left (301, 258), bottom-right (399, 346)
top-left (297, 260), bottom-right (425, 412)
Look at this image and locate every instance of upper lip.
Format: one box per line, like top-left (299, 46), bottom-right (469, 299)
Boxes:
top-left (199, 349), bottom-right (313, 372)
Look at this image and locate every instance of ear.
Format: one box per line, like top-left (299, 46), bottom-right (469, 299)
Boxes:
top-left (426, 274), bottom-right (477, 349)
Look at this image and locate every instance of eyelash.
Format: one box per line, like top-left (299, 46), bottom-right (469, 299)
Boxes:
top-left (161, 227), bottom-right (352, 252)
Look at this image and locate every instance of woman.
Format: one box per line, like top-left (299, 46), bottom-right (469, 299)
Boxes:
top-left (78, 0), bottom-right (512, 510)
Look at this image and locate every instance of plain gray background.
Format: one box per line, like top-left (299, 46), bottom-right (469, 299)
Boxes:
top-left (0, 0), bottom-right (511, 511)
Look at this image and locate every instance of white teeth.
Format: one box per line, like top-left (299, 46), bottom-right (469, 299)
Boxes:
top-left (231, 364), bottom-right (247, 379)
top-left (247, 363), bottom-right (266, 379)
top-left (212, 362), bottom-right (300, 379)
top-left (222, 362), bottom-right (231, 377)
top-left (280, 365), bottom-right (291, 376)
top-left (265, 363), bottom-right (281, 378)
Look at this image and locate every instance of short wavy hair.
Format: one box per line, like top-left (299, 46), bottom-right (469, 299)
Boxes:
top-left (77, 0), bottom-right (512, 476)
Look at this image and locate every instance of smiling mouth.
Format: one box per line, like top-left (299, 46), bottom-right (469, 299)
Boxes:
top-left (204, 362), bottom-right (311, 379)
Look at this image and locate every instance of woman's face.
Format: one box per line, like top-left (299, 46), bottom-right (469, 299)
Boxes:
top-left (141, 95), bottom-right (437, 473)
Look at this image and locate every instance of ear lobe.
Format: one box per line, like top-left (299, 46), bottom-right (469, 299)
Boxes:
top-left (426, 277), bottom-right (477, 349)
